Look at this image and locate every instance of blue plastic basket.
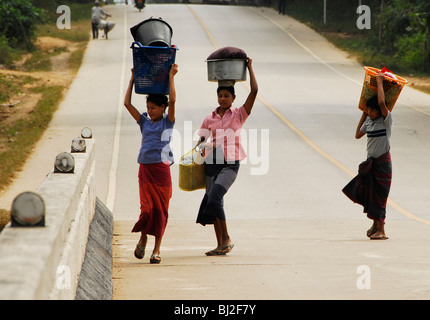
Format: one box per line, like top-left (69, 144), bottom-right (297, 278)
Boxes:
top-left (131, 42), bottom-right (177, 95)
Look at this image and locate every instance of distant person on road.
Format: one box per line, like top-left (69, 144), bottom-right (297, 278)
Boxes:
top-left (197, 58), bottom-right (258, 256)
top-left (91, 1), bottom-right (111, 39)
top-left (278, 0), bottom-right (287, 15)
top-left (342, 72), bottom-right (393, 240)
top-left (124, 64), bottom-right (178, 264)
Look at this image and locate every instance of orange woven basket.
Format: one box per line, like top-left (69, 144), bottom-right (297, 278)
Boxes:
top-left (358, 66), bottom-right (408, 112)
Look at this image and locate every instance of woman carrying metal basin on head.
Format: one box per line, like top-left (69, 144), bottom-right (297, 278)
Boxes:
top-left (196, 47), bottom-right (258, 256)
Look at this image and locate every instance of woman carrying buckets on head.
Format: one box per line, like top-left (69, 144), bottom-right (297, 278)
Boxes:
top-left (124, 58), bottom-right (178, 263)
top-left (125, 18), bottom-right (178, 264)
top-left (197, 47), bottom-right (258, 256)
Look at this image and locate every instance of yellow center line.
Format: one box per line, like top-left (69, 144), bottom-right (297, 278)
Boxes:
top-left (187, 5), bottom-right (430, 226)
top-left (187, 5), bottom-right (219, 50)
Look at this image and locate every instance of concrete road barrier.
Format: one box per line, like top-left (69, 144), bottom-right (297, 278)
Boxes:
top-left (0, 138), bottom-right (111, 300)
top-left (75, 197), bottom-right (113, 300)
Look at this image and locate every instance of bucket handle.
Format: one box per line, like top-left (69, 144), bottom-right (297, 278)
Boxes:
top-left (130, 42), bottom-right (179, 50)
top-left (131, 42), bottom-right (144, 49)
top-left (195, 140), bottom-right (205, 155)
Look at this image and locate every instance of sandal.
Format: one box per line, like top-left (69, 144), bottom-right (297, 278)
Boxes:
top-left (370, 234), bottom-right (389, 240)
top-left (134, 243), bottom-right (145, 259)
top-left (205, 249), bottom-right (225, 256)
top-left (220, 244), bottom-right (234, 254)
top-left (366, 226), bottom-right (378, 238)
top-left (150, 254), bottom-right (161, 264)
top-left (205, 243), bottom-right (235, 256)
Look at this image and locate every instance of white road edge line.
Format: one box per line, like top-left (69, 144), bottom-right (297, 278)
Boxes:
top-left (106, 6), bottom-right (127, 212)
top-left (257, 10), bottom-right (430, 225)
top-left (190, 5), bottom-right (430, 226)
top-left (258, 9), bottom-right (430, 117)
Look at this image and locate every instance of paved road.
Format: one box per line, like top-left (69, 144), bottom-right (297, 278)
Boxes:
top-left (2, 3), bottom-right (430, 301)
top-left (111, 4), bottom-right (430, 300)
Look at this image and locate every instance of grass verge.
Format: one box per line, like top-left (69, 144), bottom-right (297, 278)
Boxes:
top-left (0, 84), bottom-right (64, 229)
top-left (0, 17), bottom-right (91, 230)
top-left (0, 84), bottom-right (64, 184)
top-left (283, 2), bottom-right (430, 92)
top-left (0, 209), bottom-right (8, 232)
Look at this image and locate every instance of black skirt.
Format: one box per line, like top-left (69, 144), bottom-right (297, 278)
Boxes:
top-left (342, 152), bottom-right (392, 221)
top-left (196, 149), bottom-right (240, 226)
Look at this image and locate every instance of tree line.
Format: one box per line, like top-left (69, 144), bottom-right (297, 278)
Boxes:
top-left (1, 0), bottom-right (94, 46)
top-left (0, 0), bottom-right (94, 65)
top-left (1, 0), bottom-right (430, 73)
top-left (283, 0), bottom-right (430, 73)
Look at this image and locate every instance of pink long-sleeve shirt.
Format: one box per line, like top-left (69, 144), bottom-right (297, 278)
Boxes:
top-left (198, 105), bottom-right (249, 162)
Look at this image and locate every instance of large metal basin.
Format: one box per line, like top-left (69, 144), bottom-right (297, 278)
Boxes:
top-left (207, 59), bottom-right (247, 82)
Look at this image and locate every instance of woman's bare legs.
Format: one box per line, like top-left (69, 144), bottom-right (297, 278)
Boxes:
top-left (134, 233), bottom-right (163, 262)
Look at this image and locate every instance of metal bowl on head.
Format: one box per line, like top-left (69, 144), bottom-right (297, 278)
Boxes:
top-left (207, 59), bottom-right (247, 82)
top-left (130, 17), bottom-right (173, 47)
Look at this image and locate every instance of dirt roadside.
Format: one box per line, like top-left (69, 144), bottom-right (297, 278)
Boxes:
top-left (0, 36), bottom-right (81, 131)
top-left (0, 35), bottom-right (87, 228)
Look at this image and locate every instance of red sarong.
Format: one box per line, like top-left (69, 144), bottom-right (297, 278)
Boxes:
top-left (132, 163), bottom-right (172, 238)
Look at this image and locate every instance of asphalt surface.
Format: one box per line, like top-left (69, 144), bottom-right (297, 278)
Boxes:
top-left (2, 4), bottom-right (430, 301)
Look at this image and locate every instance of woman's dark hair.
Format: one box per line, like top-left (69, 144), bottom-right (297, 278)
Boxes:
top-left (217, 86), bottom-right (235, 96)
top-left (366, 95), bottom-right (381, 114)
top-left (147, 94), bottom-right (168, 110)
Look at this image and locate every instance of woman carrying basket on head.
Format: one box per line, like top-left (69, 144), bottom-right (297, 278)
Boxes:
top-left (123, 64), bottom-right (178, 264)
top-left (197, 58), bottom-right (258, 256)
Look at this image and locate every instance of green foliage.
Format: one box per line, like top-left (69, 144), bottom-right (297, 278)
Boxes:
top-left (0, 84), bottom-right (64, 191)
top-left (0, 1), bottom-right (92, 67)
top-left (0, 36), bottom-right (15, 66)
top-left (285, 0), bottom-right (430, 74)
top-left (0, 73), bottom-right (36, 104)
top-left (31, 0), bottom-right (95, 23)
top-left (0, 0), bottom-right (43, 49)
top-left (380, 0), bottom-right (430, 72)
top-left (0, 1), bottom-right (93, 49)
